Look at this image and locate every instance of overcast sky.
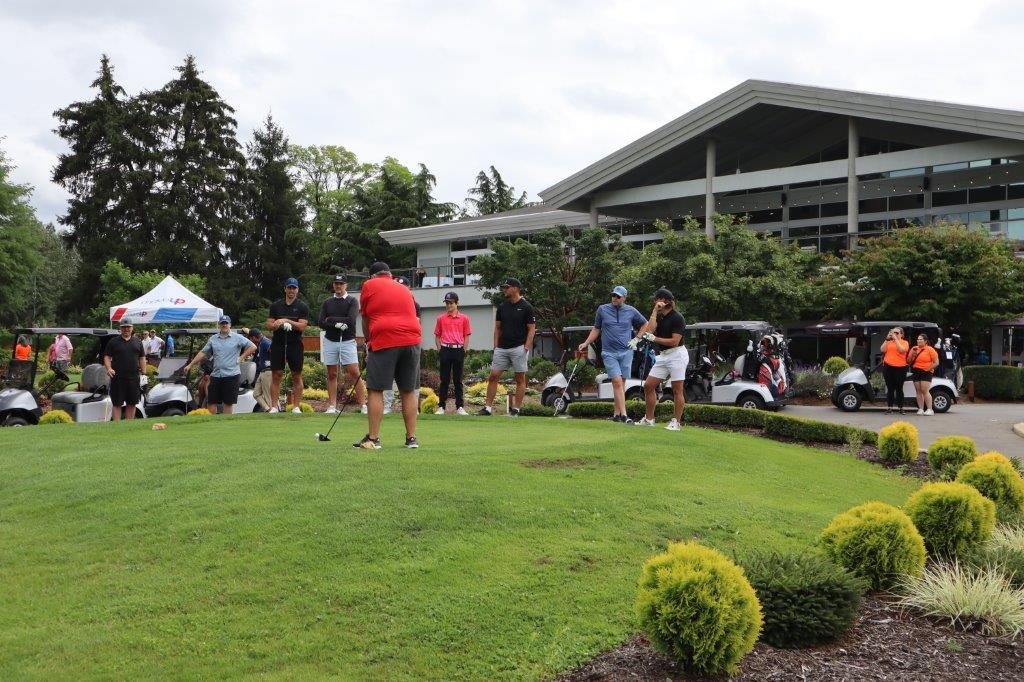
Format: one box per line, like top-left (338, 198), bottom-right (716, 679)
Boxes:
top-left (3, 0), bottom-right (1023, 225)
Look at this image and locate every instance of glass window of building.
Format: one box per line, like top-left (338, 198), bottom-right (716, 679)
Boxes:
top-left (932, 189), bottom-right (968, 207)
top-left (889, 194), bottom-right (924, 211)
top-left (969, 184), bottom-right (1006, 203)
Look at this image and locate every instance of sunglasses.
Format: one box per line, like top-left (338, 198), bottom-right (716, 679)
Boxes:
top-left (611, 294), bottom-right (623, 299)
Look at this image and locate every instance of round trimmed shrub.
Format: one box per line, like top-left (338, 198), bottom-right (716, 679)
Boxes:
top-left (927, 435), bottom-right (978, 480)
top-left (420, 392), bottom-right (439, 414)
top-left (636, 541), bottom-right (761, 676)
top-left (819, 501), bottom-right (926, 590)
top-left (878, 420), bottom-right (919, 464)
top-left (957, 453), bottom-right (1024, 522)
top-left (742, 551), bottom-right (865, 648)
top-left (822, 356), bottom-right (850, 375)
top-left (187, 408), bottom-right (212, 417)
top-left (904, 482), bottom-right (996, 558)
top-left (39, 409), bottom-right (73, 425)
top-left (298, 402), bottom-right (314, 414)
top-left (302, 388), bottom-right (329, 401)
top-left (301, 361), bottom-right (327, 390)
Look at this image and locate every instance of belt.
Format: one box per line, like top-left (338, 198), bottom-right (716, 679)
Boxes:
top-left (441, 343), bottom-right (464, 349)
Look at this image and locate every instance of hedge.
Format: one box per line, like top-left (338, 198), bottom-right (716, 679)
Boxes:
top-left (763, 413), bottom-right (877, 446)
top-left (962, 365), bottom-right (1024, 400)
top-left (517, 403), bottom-right (555, 417)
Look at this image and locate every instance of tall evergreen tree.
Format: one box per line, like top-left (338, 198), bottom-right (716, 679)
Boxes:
top-left (0, 148), bottom-right (44, 326)
top-left (413, 164), bottom-right (458, 225)
top-left (465, 166), bottom-right (529, 216)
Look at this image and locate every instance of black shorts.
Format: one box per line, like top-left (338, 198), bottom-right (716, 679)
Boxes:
top-left (270, 339), bottom-right (304, 373)
top-left (109, 374), bottom-right (141, 407)
top-left (207, 374), bottom-right (241, 405)
top-left (366, 344), bottom-right (420, 392)
top-left (911, 368), bottom-right (933, 382)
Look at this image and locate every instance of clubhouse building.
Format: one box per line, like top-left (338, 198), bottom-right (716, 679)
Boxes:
top-left (382, 80), bottom-right (1024, 349)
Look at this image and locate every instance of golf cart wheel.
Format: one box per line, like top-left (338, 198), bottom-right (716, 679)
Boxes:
top-left (625, 387), bottom-right (643, 401)
top-left (930, 388), bottom-right (954, 414)
top-left (541, 389), bottom-right (558, 407)
top-left (3, 416), bottom-right (29, 427)
top-left (836, 388), bottom-right (862, 412)
top-left (163, 407), bottom-right (185, 417)
top-left (553, 395), bottom-right (570, 415)
top-left (735, 393), bottom-right (765, 410)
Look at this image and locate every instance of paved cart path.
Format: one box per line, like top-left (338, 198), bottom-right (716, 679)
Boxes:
top-left (785, 402), bottom-right (1023, 460)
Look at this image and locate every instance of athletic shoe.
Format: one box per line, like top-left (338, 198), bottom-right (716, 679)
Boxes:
top-left (268, 406), bottom-right (279, 414)
top-left (324, 406), bottom-right (339, 414)
top-left (434, 407), bottom-right (445, 415)
top-left (477, 406), bottom-right (492, 416)
top-left (509, 408), bottom-right (520, 417)
top-left (924, 409), bottom-right (934, 416)
top-left (916, 409), bottom-right (925, 415)
top-left (360, 404), bottom-right (368, 414)
top-left (291, 407), bottom-right (302, 414)
top-left (456, 407), bottom-right (469, 416)
top-left (353, 435), bottom-right (381, 450)
top-left (665, 419), bottom-right (681, 431)
top-left (635, 418), bottom-right (656, 426)
top-left (405, 436), bottom-right (419, 449)
top-left (623, 417), bottom-right (635, 425)
top-left (611, 415), bottom-right (623, 423)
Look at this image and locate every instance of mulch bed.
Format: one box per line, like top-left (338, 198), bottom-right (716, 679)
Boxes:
top-left (560, 594), bottom-right (1023, 681)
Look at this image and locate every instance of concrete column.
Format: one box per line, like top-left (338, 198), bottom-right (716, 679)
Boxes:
top-left (847, 117), bottom-right (859, 247)
top-left (588, 198), bottom-right (598, 229)
top-left (705, 138), bottom-right (716, 239)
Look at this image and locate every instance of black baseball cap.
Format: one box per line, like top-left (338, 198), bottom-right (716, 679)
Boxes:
top-left (500, 277), bottom-right (523, 289)
top-left (369, 261), bottom-right (390, 275)
top-left (443, 291), bottom-right (459, 303)
top-left (332, 274), bottom-right (347, 283)
top-left (246, 327), bottom-right (261, 338)
top-left (654, 287), bottom-right (675, 301)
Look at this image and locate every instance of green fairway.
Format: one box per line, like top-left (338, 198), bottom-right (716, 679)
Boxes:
top-left (0, 415), bottom-right (916, 679)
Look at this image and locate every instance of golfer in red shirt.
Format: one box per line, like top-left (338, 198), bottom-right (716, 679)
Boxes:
top-left (355, 261), bottom-right (422, 449)
top-left (433, 291), bottom-right (472, 415)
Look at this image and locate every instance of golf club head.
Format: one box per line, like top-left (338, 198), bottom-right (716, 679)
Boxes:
top-left (315, 433), bottom-right (330, 442)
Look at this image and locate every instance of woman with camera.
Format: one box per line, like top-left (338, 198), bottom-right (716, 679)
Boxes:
top-left (880, 326), bottom-right (909, 414)
top-left (907, 333), bottom-right (940, 415)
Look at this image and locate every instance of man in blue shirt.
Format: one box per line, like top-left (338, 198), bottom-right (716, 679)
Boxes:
top-left (182, 316), bottom-right (256, 414)
top-left (246, 327), bottom-right (274, 412)
top-left (577, 285), bottom-right (648, 423)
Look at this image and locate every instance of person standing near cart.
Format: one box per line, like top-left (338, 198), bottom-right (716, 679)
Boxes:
top-left (633, 288), bottom-right (687, 431)
top-left (104, 319), bottom-right (146, 420)
top-left (318, 274), bottom-right (364, 414)
top-left (478, 277), bottom-right (535, 417)
top-left (434, 291), bottom-right (472, 415)
top-left (181, 316), bottom-right (256, 415)
top-left (907, 333), bottom-right (939, 415)
top-left (577, 285), bottom-right (647, 424)
top-left (266, 277), bottom-right (310, 414)
top-left (880, 326), bottom-right (910, 414)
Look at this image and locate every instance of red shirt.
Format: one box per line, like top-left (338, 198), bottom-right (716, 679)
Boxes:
top-left (359, 276), bottom-right (422, 351)
top-left (434, 312), bottom-right (472, 345)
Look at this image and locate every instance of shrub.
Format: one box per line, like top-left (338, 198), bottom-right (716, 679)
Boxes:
top-left (957, 453), bottom-right (1024, 522)
top-left (144, 364), bottom-right (159, 378)
top-left (302, 388), bottom-right (329, 401)
top-left (187, 408), bottom-right (212, 418)
top-left (464, 351), bottom-right (492, 374)
top-left (39, 409), bottom-right (73, 425)
top-left (742, 551), bottom-right (864, 648)
top-left (971, 524), bottom-right (1024, 590)
top-left (878, 420), bottom-right (919, 464)
top-left (517, 403), bottom-right (554, 417)
top-left (636, 541), bottom-right (762, 676)
top-left (298, 402), bottom-right (313, 413)
top-left (527, 358), bottom-right (559, 383)
top-left (564, 358), bottom-right (598, 388)
top-left (36, 370), bottom-right (69, 399)
top-left (819, 501), bottom-right (926, 590)
top-left (420, 392), bottom-right (439, 414)
top-left (625, 400), bottom-right (675, 421)
top-left (466, 381), bottom-right (505, 400)
top-left (418, 368), bottom-right (441, 392)
top-left (792, 368), bottom-right (834, 399)
top-left (962, 365), bottom-right (1024, 400)
top-left (927, 435), bottom-right (978, 480)
top-left (301, 361), bottom-right (327, 391)
top-left (822, 356), bottom-right (850, 375)
top-left (763, 413), bottom-right (876, 445)
top-left (897, 562), bottom-right (1024, 637)
top-left (904, 482), bottom-right (996, 558)
top-left (419, 348), bottom-right (439, 371)
top-left (684, 403), bottom-right (767, 429)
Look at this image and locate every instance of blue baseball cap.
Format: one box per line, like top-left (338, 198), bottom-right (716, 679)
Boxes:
top-left (611, 285), bottom-right (628, 298)
top-left (284, 277), bottom-right (299, 288)
top-left (218, 315), bottom-right (231, 325)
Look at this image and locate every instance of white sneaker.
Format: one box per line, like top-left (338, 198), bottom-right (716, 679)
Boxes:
top-left (324, 406), bottom-right (339, 414)
top-left (383, 407), bottom-right (392, 415)
top-left (665, 419), bottom-right (681, 431)
top-left (434, 407), bottom-right (445, 415)
top-left (268, 406), bottom-right (279, 414)
top-left (635, 418), bottom-right (656, 427)
top-left (360, 404), bottom-right (368, 414)
top-left (291, 407), bottom-right (302, 414)
top-left (916, 409), bottom-right (925, 415)
top-left (924, 409), bottom-right (934, 416)
top-left (456, 407), bottom-right (468, 416)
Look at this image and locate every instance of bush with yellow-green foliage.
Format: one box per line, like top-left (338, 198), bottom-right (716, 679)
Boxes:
top-left (186, 408), bottom-right (212, 421)
top-left (956, 452), bottom-right (1024, 522)
top-left (39, 409), bottom-right (73, 425)
top-left (819, 501), bottom-right (926, 590)
top-left (298, 402), bottom-right (313, 414)
top-left (466, 381), bottom-right (505, 400)
top-left (302, 388), bottom-right (329, 401)
top-left (636, 541), bottom-right (762, 676)
top-left (878, 420), bottom-right (919, 464)
top-left (822, 356), bottom-right (850, 375)
top-left (420, 392), bottom-right (439, 414)
top-left (927, 435), bottom-right (978, 480)
top-left (419, 386), bottom-right (437, 401)
top-left (904, 482), bottom-right (995, 559)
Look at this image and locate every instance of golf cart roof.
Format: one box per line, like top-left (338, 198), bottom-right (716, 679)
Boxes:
top-left (804, 320), bottom-right (940, 335)
top-left (688, 321), bottom-right (773, 332)
top-left (14, 327), bottom-right (120, 337)
top-left (162, 328), bottom-right (220, 336)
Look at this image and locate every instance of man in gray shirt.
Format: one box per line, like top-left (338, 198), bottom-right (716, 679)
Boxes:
top-left (182, 315), bottom-right (256, 414)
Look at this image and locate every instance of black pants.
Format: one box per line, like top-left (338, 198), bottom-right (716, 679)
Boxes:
top-left (438, 346), bottom-right (466, 408)
top-left (882, 363), bottom-right (906, 408)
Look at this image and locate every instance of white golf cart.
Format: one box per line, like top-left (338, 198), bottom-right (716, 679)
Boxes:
top-left (806, 320), bottom-right (958, 413)
top-left (685, 321), bottom-right (792, 410)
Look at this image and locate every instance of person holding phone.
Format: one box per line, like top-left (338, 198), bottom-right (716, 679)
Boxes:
top-left (880, 326), bottom-right (910, 414)
top-left (907, 333), bottom-right (939, 415)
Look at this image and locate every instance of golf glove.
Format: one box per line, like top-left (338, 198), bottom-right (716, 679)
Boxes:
top-left (643, 332), bottom-right (656, 342)
top-left (335, 323), bottom-right (348, 331)
top-left (627, 337), bottom-right (640, 350)
top-left (282, 322), bottom-right (293, 332)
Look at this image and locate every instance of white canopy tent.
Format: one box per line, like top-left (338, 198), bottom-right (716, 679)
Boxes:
top-left (109, 275), bottom-right (223, 325)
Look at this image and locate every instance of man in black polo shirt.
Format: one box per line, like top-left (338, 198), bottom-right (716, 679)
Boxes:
top-left (478, 277), bottom-right (536, 417)
top-left (318, 274), bottom-right (363, 414)
top-left (266, 277), bottom-right (310, 414)
top-left (633, 288), bottom-right (688, 431)
top-left (103, 318), bottom-right (146, 420)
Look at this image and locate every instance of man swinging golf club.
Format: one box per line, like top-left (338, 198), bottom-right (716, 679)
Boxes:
top-left (267, 277), bottom-right (310, 413)
top-left (578, 285), bottom-right (647, 424)
top-left (632, 288), bottom-right (687, 430)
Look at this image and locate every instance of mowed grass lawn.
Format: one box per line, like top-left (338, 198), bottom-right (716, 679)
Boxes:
top-left (0, 414), bottom-right (917, 679)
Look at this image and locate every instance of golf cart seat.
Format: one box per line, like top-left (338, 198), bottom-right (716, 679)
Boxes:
top-left (51, 363), bottom-right (110, 411)
top-left (239, 361), bottom-right (256, 390)
top-left (2, 359), bottom-right (35, 390)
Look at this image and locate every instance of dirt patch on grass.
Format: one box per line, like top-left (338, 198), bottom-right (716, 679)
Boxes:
top-left (560, 594), bottom-right (1023, 681)
top-left (521, 457), bottom-right (602, 469)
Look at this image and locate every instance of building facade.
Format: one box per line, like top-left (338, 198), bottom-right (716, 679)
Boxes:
top-left (383, 80), bottom-right (1024, 348)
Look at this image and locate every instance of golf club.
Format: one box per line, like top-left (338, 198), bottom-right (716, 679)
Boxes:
top-left (313, 372), bottom-right (360, 442)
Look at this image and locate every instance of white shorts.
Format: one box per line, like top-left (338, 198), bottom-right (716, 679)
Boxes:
top-left (322, 338), bottom-right (358, 366)
top-left (648, 347), bottom-right (689, 383)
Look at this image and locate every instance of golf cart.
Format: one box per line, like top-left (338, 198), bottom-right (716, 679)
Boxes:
top-left (805, 320), bottom-right (958, 413)
top-left (684, 321), bottom-right (792, 410)
top-left (541, 325), bottom-right (663, 414)
top-left (145, 328), bottom-right (259, 416)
